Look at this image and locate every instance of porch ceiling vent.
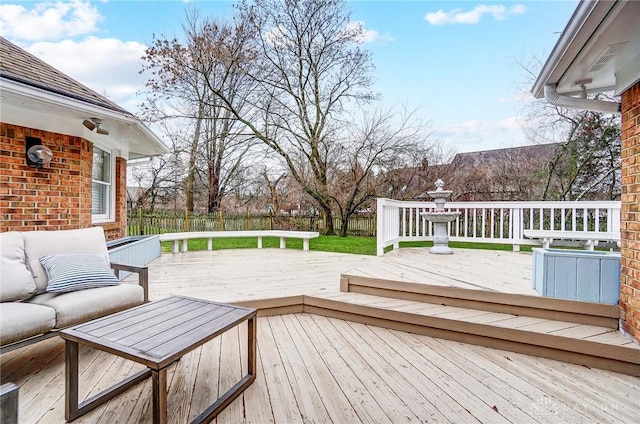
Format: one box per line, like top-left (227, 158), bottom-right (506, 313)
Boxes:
top-left (588, 42), bottom-right (628, 73)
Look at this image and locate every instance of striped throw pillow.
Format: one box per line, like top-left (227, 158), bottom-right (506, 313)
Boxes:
top-left (40, 254), bottom-right (120, 293)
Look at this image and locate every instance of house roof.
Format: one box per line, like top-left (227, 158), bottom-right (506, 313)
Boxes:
top-left (450, 143), bottom-right (561, 168)
top-left (0, 37), bottom-right (168, 159)
top-left (532, 0), bottom-right (640, 99)
top-left (0, 37), bottom-right (129, 115)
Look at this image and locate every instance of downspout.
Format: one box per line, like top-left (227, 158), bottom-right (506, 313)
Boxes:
top-left (544, 84), bottom-right (621, 114)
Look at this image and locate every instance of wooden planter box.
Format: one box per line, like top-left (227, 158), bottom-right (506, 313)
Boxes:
top-left (532, 248), bottom-right (620, 304)
top-left (107, 235), bottom-right (161, 279)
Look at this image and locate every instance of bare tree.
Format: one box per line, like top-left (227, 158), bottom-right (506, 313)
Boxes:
top-left (205, 0), bottom-right (377, 234)
top-left (128, 141), bottom-right (184, 212)
top-left (381, 141), bottom-right (455, 201)
top-left (330, 106), bottom-right (432, 236)
top-left (518, 56), bottom-right (621, 201)
top-left (262, 169), bottom-right (287, 215)
top-left (140, 9), bottom-right (259, 213)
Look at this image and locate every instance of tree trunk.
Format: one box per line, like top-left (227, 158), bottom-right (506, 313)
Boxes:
top-left (208, 170), bottom-right (221, 212)
top-left (339, 214), bottom-right (349, 237)
top-left (185, 107), bottom-right (204, 212)
top-left (322, 206), bottom-right (335, 235)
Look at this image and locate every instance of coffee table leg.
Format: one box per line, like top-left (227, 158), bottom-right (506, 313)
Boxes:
top-left (248, 315), bottom-right (256, 378)
top-left (152, 368), bottom-right (168, 424)
top-left (191, 317), bottom-right (257, 424)
top-left (65, 340), bottom-right (80, 421)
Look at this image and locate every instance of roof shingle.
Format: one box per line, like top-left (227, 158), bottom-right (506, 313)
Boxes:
top-left (0, 37), bottom-right (130, 115)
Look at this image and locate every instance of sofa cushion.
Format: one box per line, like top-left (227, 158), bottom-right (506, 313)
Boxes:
top-left (0, 302), bottom-right (56, 346)
top-left (0, 232), bottom-right (37, 302)
top-left (22, 227), bottom-right (110, 294)
top-left (40, 254), bottom-right (120, 293)
top-left (27, 283), bottom-right (144, 328)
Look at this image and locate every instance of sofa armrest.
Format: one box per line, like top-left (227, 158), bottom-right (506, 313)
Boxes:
top-left (110, 262), bottom-right (149, 303)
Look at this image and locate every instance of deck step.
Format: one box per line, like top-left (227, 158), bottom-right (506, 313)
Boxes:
top-left (340, 273), bottom-right (620, 328)
top-left (306, 293), bottom-right (640, 377)
top-left (236, 292), bottom-right (640, 377)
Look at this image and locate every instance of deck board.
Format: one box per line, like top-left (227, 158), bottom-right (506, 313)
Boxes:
top-left (149, 248), bottom-right (628, 353)
top-left (3, 314), bottom-right (639, 423)
top-left (345, 248), bottom-right (537, 295)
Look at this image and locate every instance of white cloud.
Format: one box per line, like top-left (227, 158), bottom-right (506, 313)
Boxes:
top-left (26, 37), bottom-right (148, 111)
top-left (0, 1), bottom-right (102, 41)
top-left (346, 21), bottom-right (394, 44)
top-left (434, 116), bottom-right (527, 152)
top-left (425, 4), bottom-right (526, 26)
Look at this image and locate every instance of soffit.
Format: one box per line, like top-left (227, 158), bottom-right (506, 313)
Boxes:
top-left (0, 37), bottom-right (168, 159)
top-left (533, 0), bottom-right (640, 98)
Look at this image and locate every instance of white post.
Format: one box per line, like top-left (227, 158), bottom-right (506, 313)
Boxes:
top-left (511, 207), bottom-right (522, 252)
top-left (376, 198), bottom-right (385, 256)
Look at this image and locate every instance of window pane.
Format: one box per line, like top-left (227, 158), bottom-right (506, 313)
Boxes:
top-left (92, 146), bottom-right (111, 217)
top-left (92, 147), bottom-right (110, 182)
top-left (92, 182), bottom-right (107, 214)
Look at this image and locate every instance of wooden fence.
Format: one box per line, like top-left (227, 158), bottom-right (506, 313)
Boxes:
top-left (126, 211), bottom-right (377, 237)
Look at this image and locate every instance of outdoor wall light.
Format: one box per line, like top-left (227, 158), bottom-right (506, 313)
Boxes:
top-left (83, 118), bottom-right (110, 135)
top-left (25, 136), bottom-right (53, 168)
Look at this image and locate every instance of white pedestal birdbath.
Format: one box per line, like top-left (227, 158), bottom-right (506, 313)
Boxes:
top-left (420, 179), bottom-right (460, 254)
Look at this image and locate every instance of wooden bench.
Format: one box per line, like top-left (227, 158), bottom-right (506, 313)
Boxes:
top-left (158, 230), bottom-right (320, 253)
top-left (523, 230), bottom-right (621, 250)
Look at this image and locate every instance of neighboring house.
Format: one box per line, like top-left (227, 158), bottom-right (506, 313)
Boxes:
top-left (0, 37), bottom-right (168, 240)
top-left (386, 144), bottom-right (563, 202)
top-left (532, 0), bottom-right (640, 342)
top-left (445, 144), bottom-right (563, 201)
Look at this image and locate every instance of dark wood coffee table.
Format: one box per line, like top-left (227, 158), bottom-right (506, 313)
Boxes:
top-left (61, 296), bottom-right (257, 424)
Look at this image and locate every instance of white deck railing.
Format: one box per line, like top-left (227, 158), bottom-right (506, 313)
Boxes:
top-left (376, 198), bottom-right (621, 256)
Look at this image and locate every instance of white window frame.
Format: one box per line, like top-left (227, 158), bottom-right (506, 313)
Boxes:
top-left (91, 144), bottom-right (116, 223)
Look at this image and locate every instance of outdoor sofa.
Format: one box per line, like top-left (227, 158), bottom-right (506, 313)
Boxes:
top-left (0, 227), bottom-right (149, 353)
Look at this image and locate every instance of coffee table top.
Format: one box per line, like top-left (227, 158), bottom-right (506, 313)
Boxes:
top-left (61, 296), bottom-right (256, 369)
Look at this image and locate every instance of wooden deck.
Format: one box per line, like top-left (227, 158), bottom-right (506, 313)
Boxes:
top-left (145, 248), bottom-right (638, 374)
top-left (146, 247), bottom-right (535, 302)
top-left (146, 248), bottom-right (374, 302)
top-left (344, 247), bottom-right (539, 295)
top-left (2, 247), bottom-right (639, 422)
top-left (3, 314), bottom-right (638, 423)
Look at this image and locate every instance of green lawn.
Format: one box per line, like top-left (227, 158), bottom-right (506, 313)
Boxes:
top-left (161, 235), bottom-right (531, 256)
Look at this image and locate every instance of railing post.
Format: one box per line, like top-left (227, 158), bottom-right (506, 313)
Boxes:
top-left (511, 207), bottom-right (522, 251)
top-left (376, 198), bottom-right (385, 256)
top-left (609, 206), bottom-right (621, 233)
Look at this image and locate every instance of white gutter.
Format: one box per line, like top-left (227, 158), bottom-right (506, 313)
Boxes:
top-left (1, 78), bottom-right (169, 155)
top-left (543, 84), bottom-right (621, 114)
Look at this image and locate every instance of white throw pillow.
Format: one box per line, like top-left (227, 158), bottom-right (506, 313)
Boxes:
top-left (0, 232), bottom-right (37, 301)
top-left (40, 254), bottom-right (120, 293)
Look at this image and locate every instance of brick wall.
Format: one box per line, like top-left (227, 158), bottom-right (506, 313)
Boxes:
top-left (0, 123), bottom-right (126, 240)
top-left (620, 81), bottom-right (640, 343)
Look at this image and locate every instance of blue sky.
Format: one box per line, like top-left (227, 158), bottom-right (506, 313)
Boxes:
top-left (0, 0), bottom-right (578, 153)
